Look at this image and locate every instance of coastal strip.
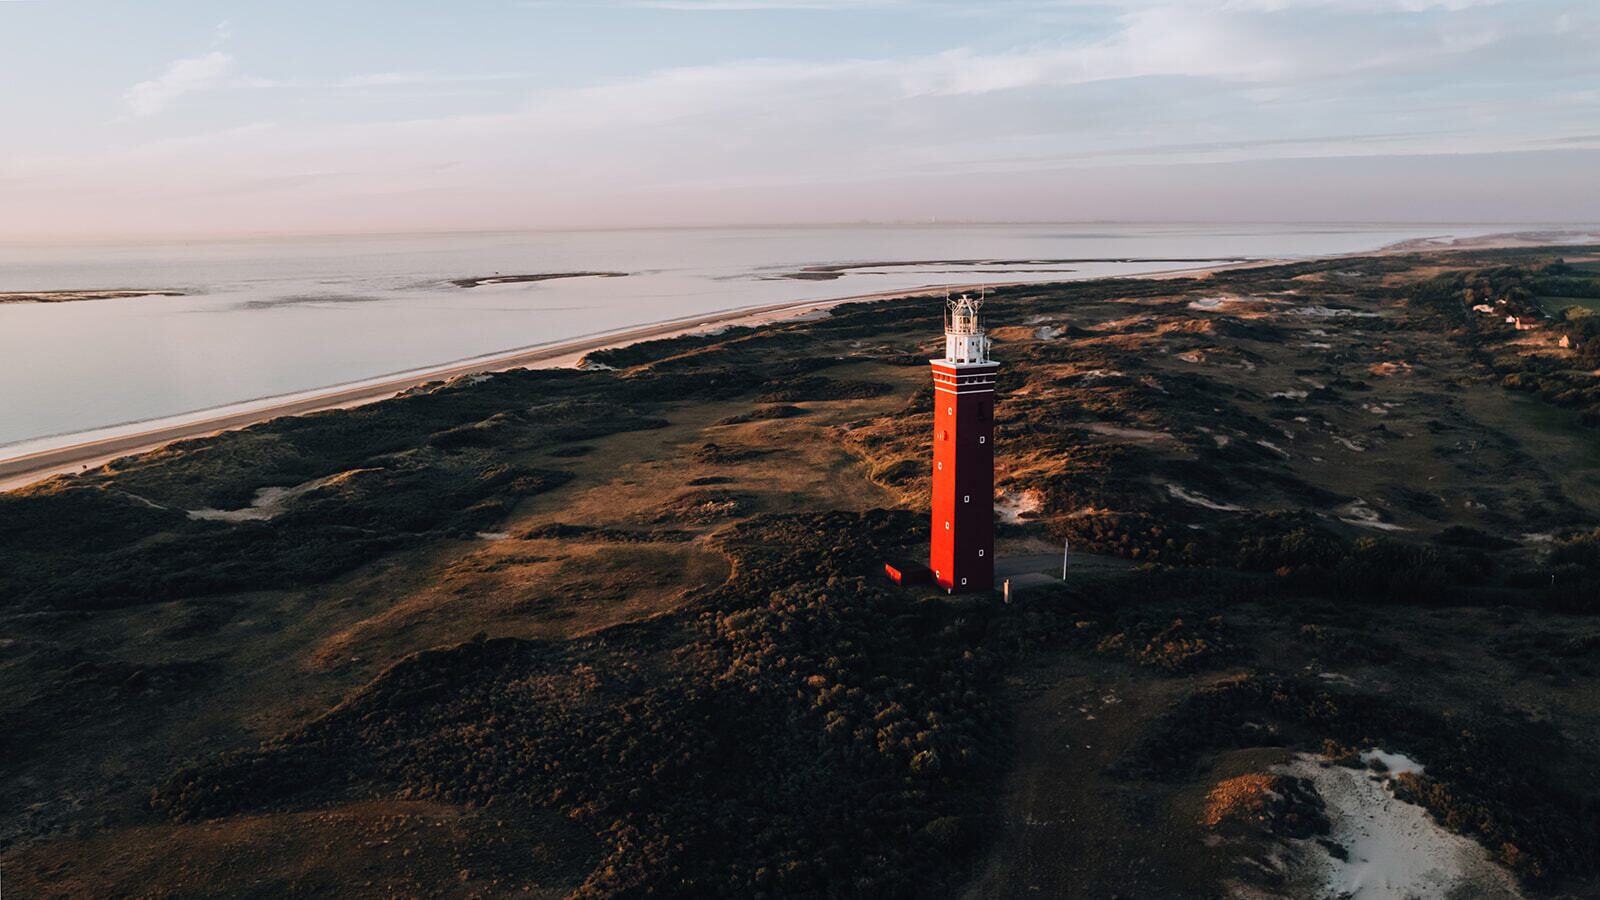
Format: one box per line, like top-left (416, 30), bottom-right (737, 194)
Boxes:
top-left (449, 272), bottom-right (629, 288)
top-left (0, 289), bottom-right (185, 304)
top-left (0, 280), bottom-right (1041, 491)
top-left (0, 260), bottom-right (1269, 492)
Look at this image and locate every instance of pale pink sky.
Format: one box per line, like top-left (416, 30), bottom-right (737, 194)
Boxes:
top-left (2, 0), bottom-right (1598, 238)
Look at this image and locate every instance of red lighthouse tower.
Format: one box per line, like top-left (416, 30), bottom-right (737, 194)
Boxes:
top-left (930, 294), bottom-right (997, 593)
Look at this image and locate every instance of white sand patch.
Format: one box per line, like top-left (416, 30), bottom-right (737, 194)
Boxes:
top-left (1188, 294), bottom-right (1280, 311)
top-left (996, 489), bottom-right (1042, 524)
top-left (190, 487), bottom-right (301, 522)
top-left (1360, 749), bottom-right (1424, 776)
top-left (1167, 484), bottom-right (1245, 511)
top-left (1086, 423), bottom-right (1175, 443)
top-left (1275, 752), bottom-right (1522, 900)
top-left (785, 308), bottom-right (834, 323)
top-left (475, 531), bottom-right (512, 541)
top-left (188, 470), bottom-right (371, 522)
top-left (1521, 532), bottom-right (1556, 544)
top-left (117, 491), bottom-right (172, 511)
top-left (577, 360), bottom-right (616, 371)
top-left (1256, 440), bottom-right (1291, 458)
top-left (1075, 369), bottom-right (1125, 381)
top-left (1290, 305), bottom-right (1380, 318)
top-left (1196, 426), bottom-right (1231, 447)
top-left (1034, 325), bottom-right (1063, 339)
top-left (1331, 435), bottom-right (1368, 453)
top-left (1338, 499), bottom-right (1409, 532)
top-left (1177, 350), bottom-right (1205, 364)
top-left (1271, 390), bottom-right (1309, 400)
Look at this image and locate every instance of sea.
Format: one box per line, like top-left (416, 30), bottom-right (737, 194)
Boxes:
top-left (0, 222), bottom-right (1579, 458)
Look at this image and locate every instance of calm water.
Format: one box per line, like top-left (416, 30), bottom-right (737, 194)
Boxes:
top-left (0, 223), bottom-right (1560, 455)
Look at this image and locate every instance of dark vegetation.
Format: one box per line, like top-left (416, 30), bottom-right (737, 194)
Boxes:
top-left (153, 510), bottom-right (1029, 898)
top-left (0, 372), bottom-right (671, 610)
top-left (713, 403), bottom-right (808, 426)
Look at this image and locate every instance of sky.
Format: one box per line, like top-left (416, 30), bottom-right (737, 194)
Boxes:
top-left (1, 0), bottom-right (1597, 238)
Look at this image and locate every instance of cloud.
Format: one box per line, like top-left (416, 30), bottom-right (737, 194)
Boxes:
top-left (124, 51), bottom-right (233, 117)
top-left (523, 0), bottom-right (904, 8)
top-left (630, 0), bottom-right (885, 7)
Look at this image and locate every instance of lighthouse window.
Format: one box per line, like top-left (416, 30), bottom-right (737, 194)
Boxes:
top-left (961, 578), bottom-right (968, 586)
top-left (947, 406), bottom-right (953, 416)
top-left (940, 430), bottom-right (948, 441)
top-left (944, 521), bottom-right (950, 530)
top-left (963, 495), bottom-right (970, 503)
top-left (937, 461), bottom-right (943, 471)
top-left (979, 435), bottom-right (987, 444)
top-left (978, 549), bottom-right (985, 557)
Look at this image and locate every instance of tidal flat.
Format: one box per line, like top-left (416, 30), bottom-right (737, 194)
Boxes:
top-left (2, 248), bottom-right (1598, 897)
top-left (0, 288), bottom-right (185, 304)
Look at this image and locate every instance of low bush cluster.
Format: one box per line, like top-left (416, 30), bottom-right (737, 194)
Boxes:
top-left (1095, 616), bottom-right (1232, 672)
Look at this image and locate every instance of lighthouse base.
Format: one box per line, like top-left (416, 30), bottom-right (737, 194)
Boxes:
top-left (883, 558), bottom-right (933, 586)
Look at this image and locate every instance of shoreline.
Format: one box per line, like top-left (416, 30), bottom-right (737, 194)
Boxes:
top-left (0, 245), bottom-right (1492, 492)
top-left (3, 273), bottom-right (1165, 492)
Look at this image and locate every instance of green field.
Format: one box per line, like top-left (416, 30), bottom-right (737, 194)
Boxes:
top-left (1540, 294), bottom-right (1600, 315)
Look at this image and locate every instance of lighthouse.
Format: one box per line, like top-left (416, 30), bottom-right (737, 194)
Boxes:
top-left (929, 294), bottom-right (997, 593)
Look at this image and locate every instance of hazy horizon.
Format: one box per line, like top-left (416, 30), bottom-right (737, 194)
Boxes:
top-left (5, 217), bottom-right (1599, 247)
top-left (3, 0), bottom-right (1598, 239)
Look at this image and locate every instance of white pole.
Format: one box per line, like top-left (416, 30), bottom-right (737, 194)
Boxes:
top-left (1062, 538), bottom-right (1069, 580)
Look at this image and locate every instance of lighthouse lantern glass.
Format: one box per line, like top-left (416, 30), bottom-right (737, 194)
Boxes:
top-left (944, 295), bottom-right (991, 364)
